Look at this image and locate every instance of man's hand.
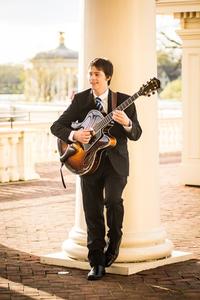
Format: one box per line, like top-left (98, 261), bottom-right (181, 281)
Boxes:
top-left (73, 128), bottom-right (94, 144)
top-left (112, 110), bottom-right (131, 127)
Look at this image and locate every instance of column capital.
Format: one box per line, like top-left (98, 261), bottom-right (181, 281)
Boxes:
top-left (156, 1), bottom-right (200, 14)
top-left (174, 11), bottom-right (200, 43)
top-left (174, 11), bottom-right (200, 30)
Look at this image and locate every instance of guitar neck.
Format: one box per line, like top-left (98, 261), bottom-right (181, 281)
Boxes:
top-left (94, 91), bottom-right (140, 132)
top-left (93, 77), bottom-right (160, 132)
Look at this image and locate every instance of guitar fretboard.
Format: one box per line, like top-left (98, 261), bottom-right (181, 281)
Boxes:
top-left (93, 91), bottom-right (140, 133)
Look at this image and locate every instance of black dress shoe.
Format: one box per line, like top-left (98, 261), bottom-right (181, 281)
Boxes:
top-left (105, 238), bottom-right (122, 267)
top-left (87, 265), bottom-right (105, 280)
top-left (105, 251), bottom-right (119, 267)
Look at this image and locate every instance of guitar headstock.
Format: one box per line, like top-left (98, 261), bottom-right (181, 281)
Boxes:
top-left (138, 77), bottom-right (160, 97)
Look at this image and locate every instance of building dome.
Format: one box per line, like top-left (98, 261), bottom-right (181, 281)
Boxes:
top-left (25, 32), bottom-right (78, 102)
top-left (33, 32), bottom-right (78, 60)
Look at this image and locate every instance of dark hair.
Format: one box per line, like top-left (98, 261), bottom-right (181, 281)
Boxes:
top-left (89, 57), bottom-right (113, 85)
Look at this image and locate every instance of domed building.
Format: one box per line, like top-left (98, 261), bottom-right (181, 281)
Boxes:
top-left (24, 32), bottom-right (78, 102)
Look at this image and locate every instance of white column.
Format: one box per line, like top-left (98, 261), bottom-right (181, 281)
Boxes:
top-left (0, 129), bottom-right (39, 183)
top-left (62, 0), bottom-right (173, 262)
top-left (18, 130), bottom-right (40, 180)
top-left (61, 0), bottom-right (87, 259)
top-left (175, 12), bottom-right (200, 186)
top-left (0, 136), bottom-right (10, 182)
top-left (9, 135), bottom-right (20, 181)
top-left (62, 176), bottom-right (87, 260)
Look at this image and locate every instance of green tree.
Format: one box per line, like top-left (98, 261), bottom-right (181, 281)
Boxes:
top-left (159, 78), bottom-right (181, 100)
top-left (0, 64), bottom-right (25, 94)
top-left (157, 50), bottom-right (181, 83)
top-left (157, 28), bottom-right (182, 99)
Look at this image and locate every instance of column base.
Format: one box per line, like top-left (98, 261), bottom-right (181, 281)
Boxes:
top-left (62, 227), bottom-right (174, 263)
top-left (40, 250), bottom-right (193, 275)
top-left (180, 161), bottom-right (200, 186)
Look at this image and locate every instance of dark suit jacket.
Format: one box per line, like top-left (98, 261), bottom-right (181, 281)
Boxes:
top-left (50, 88), bottom-right (142, 176)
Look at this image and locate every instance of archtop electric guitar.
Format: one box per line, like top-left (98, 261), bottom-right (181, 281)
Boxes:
top-left (57, 77), bottom-right (160, 176)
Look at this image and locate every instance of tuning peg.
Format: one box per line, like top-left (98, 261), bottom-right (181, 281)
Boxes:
top-left (152, 91), bottom-right (155, 94)
top-left (148, 94), bottom-right (151, 97)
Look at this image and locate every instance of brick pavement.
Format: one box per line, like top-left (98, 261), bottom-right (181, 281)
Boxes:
top-left (0, 157), bottom-right (200, 299)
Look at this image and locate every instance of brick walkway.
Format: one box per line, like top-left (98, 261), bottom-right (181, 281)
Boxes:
top-left (0, 157), bottom-right (200, 300)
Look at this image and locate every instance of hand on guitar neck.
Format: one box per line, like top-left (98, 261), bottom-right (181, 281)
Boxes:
top-left (112, 110), bottom-right (131, 127)
top-left (73, 128), bottom-right (94, 144)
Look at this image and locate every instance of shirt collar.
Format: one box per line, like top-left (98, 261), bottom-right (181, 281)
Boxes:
top-left (93, 89), bottom-right (109, 100)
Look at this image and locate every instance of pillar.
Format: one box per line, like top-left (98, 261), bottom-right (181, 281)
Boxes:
top-left (0, 129), bottom-right (39, 183)
top-left (175, 11), bottom-right (200, 186)
top-left (9, 135), bottom-right (20, 181)
top-left (18, 130), bottom-right (40, 181)
top-left (0, 136), bottom-right (10, 182)
top-left (62, 0), bottom-right (173, 262)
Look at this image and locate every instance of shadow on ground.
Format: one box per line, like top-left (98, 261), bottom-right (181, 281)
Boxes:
top-left (0, 243), bottom-right (200, 300)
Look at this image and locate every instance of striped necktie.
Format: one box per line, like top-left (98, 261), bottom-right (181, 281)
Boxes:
top-left (95, 97), bottom-right (104, 112)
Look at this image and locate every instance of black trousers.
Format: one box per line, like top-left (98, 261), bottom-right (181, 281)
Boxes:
top-left (80, 154), bottom-right (127, 267)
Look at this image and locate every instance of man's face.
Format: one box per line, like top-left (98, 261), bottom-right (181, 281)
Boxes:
top-left (88, 66), bottom-right (110, 95)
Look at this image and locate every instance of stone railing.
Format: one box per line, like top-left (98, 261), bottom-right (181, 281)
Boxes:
top-left (159, 117), bottom-right (182, 154)
top-left (0, 116), bottom-right (182, 182)
top-left (0, 121), bottom-right (59, 183)
top-left (0, 128), bottom-right (40, 183)
top-left (0, 121), bottom-right (58, 163)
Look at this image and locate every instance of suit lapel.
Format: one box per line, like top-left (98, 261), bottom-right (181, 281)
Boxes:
top-left (82, 89), bottom-right (96, 111)
top-left (88, 89), bottom-right (96, 108)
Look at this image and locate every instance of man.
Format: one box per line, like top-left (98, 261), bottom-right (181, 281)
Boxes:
top-left (50, 57), bottom-right (142, 280)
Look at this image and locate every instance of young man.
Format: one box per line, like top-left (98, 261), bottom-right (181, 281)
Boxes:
top-left (50, 57), bottom-right (142, 280)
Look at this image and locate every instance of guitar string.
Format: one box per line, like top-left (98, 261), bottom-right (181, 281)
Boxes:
top-left (93, 92), bottom-right (140, 133)
top-left (93, 79), bottom-right (159, 133)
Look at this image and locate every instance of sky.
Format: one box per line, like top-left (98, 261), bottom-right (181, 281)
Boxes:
top-left (156, 14), bottom-right (181, 50)
top-left (0, 0), bottom-right (81, 64)
top-left (0, 1), bottom-right (180, 65)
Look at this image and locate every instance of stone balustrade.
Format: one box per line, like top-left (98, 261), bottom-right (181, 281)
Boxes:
top-left (159, 117), bottom-right (182, 153)
top-left (0, 117), bottom-right (182, 183)
top-left (0, 121), bottom-right (58, 164)
top-left (0, 128), bottom-right (40, 183)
